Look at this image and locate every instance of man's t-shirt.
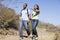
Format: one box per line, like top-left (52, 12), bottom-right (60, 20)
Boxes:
top-left (20, 9), bottom-right (30, 21)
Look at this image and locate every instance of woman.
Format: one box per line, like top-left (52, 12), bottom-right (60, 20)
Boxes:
top-left (31, 4), bottom-right (40, 39)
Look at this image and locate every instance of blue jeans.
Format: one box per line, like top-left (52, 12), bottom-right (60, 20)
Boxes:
top-left (31, 19), bottom-right (39, 37)
top-left (19, 20), bottom-right (30, 39)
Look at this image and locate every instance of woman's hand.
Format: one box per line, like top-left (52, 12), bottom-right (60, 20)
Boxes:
top-left (34, 9), bottom-right (40, 13)
top-left (28, 19), bottom-right (31, 23)
top-left (30, 8), bottom-right (40, 13)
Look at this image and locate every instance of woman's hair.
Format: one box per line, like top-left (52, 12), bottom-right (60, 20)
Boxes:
top-left (34, 4), bottom-right (39, 10)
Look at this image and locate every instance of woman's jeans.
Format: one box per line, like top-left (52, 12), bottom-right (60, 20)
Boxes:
top-left (31, 19), bottom-right (39, 37)
top-left (19, 20), bottom-right (30, 39)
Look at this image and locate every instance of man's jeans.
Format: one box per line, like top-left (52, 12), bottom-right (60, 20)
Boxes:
top-left (19, 20), bottom-right (30, 39)
top-left (31, 19), bottom-right (39, 37)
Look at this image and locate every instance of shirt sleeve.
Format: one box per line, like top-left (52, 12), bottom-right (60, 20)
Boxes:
top-left (28, 9), bottom-right (31, 14)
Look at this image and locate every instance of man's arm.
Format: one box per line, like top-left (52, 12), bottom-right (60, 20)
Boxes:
top-left (20, 10), bottom-right (22, 17)
top-left (20, 13), bottom-right (22, 17)
top-left (19, 11), bottom-right (22, 20)
top-left (28, 9), bottom-right (31, 19)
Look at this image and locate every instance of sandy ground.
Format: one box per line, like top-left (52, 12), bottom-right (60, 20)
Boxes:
top-left (0, 28), bottom-right (56, 40)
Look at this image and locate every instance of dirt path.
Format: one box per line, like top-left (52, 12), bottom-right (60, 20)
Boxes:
top-left (0, 28), bottom-right (56, 40)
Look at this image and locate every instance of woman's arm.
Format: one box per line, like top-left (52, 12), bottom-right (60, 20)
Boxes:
top-left (30, 8), bottom-right (40, 13)
top-left (34, 9), bottom-right (40, 13)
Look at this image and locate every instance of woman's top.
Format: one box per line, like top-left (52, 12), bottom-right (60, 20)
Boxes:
top-left (31, 11), bottom-right (39, 20)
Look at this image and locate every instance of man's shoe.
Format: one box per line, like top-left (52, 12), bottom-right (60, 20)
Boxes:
top-left (20, 38), bottom-right (23, 40)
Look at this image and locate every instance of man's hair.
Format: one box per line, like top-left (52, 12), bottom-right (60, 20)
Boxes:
top-left (24, 3), bottom-right (27, 6)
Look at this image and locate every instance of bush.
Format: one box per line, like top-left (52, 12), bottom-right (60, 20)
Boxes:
top-left (0, 4), bottom-right (19, 30)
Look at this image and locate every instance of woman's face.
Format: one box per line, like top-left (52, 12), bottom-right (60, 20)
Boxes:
top-left (34, 5), bottom-right (38, 10)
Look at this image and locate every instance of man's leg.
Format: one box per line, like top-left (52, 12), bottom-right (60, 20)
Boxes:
top-left (19, 20), bottom-right (23, 39)
top-left (23, 21), bottom-right (30, 36)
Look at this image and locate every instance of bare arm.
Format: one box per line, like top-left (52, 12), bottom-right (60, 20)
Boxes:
top-left (20, 13), bottom-right (22, 17)
top-left (34, 9), bottom-right (40, 13)
top-left (30, 8), bottom-right (40, 13)
top-left (19, 13), bottom-right (22, 20)
top-left (28, 13), bottom-right (31, 19)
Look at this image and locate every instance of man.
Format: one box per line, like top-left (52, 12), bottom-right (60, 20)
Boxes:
top-left (19, 3), bottom-right (30, 40)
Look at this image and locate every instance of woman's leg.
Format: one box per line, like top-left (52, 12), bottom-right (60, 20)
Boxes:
top-left (32, 20), bottom-right (39, 37)
top-left (31, 20), bottom-right (35, 36)
top-left (34, 20), bottom-right (38, 37)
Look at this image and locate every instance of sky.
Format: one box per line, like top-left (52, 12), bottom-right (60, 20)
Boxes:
top-left (0, 0), bottom-right (60, 26)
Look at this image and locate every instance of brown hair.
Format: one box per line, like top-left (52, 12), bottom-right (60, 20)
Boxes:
top-left (24, 3), bottom-right (27, 7)
top-left (34, 4), bottom-right (39, 10)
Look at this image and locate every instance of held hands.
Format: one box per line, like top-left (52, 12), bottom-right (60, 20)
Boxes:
top-left (28, 15), bottom-right (31, 23)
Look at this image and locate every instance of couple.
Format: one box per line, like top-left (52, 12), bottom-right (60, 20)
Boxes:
top-left (19, 3), bottom-right (40, 40)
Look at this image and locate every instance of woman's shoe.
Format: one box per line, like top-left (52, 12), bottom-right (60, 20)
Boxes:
top-left (32, 35), bottom-right (38, 40)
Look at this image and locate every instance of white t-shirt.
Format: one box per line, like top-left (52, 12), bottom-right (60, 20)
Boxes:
top-left (20, 9), bottom-right (30, 20)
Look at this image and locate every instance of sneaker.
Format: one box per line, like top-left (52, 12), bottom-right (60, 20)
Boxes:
top-left (32, 35), bottom-right (35, 39)
top-left (36, 34), bottom-right (38, 37)
top-left (32, 35), bottom-right (38, 40)
top-left (20, 38), bottom-right (23, 40)
top-left (35, 37), bottom-right (38, 40)
top-left (32, 37), bottom-right (38, 40)
top-left (33, 35), bottom-right (36, 37)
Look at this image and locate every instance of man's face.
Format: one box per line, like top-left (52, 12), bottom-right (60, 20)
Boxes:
top-left (23, 3), bottom-right (27, 9)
